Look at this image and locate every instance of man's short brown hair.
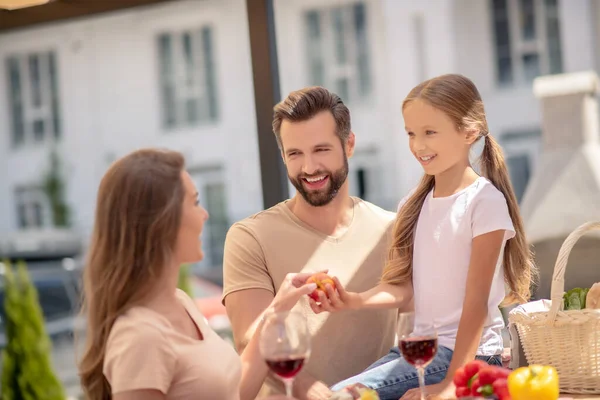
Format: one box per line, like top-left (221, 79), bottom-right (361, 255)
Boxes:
top-left (272, 86), bottom-right (351, 149)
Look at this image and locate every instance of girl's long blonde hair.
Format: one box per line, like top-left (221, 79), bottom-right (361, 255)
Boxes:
top-left (381, 74), bottom-right (535, 305)
top-left (78, 149), bottom-right (186, 400)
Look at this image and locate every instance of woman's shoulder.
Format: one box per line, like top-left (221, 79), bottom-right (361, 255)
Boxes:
top-left (108, 302), bottom-right (174, 345)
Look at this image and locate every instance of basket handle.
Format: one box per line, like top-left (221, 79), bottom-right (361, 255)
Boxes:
top-left (547, 221), bottom-right (600, 323)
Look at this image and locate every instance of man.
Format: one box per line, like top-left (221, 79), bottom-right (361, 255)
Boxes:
top-left (222, 87), bottom-right (397, 400)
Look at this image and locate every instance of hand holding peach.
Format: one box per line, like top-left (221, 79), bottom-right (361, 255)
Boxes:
top-left (306, 272), bottom-right (337, 302)
top-left (305, 273), bottom-right (361, 314)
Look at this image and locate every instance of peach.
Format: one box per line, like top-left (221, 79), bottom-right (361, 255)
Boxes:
top-left (306, 272), bottom-right (336, 302)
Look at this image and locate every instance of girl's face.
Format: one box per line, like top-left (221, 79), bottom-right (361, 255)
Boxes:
top-left (403, 99), bottom-right (475, 177)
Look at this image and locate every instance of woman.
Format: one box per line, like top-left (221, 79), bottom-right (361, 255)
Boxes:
top-left (78, 148), bottom-right (317, 400)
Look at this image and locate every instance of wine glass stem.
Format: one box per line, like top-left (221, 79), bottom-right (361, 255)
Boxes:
top-left (283, 378), bottom-right (294, 398)
top-left (417, 367), bottom-right (426, 400)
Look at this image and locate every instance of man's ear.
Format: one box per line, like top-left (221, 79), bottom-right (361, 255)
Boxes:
top-left (346, 132), bottom-right (356, 158)
top-left (280, 150), bottom-right (286, 164)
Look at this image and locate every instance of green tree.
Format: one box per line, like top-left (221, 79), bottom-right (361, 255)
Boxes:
top-left (177, 264), bottom-right (194, 298)
top-left (1, 260), bottom-right (23, 400)
top-left (1, 260), bottom-right (65, 400)
top-left (42, 150), bottom-right (70, 227)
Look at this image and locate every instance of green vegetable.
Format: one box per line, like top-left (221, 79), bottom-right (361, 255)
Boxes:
top-left (563, 287), bottom-right (590, 310)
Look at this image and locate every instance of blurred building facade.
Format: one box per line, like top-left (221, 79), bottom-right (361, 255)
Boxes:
top-left (0, 0), bottom-right (599, 274)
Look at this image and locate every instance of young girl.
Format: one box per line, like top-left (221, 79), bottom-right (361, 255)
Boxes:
top-left (311, 74), bottom-right (535, 400)
top-left (77, 148), bottom-right (315, 400)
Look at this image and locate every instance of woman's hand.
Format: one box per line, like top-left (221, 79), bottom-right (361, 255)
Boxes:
top-left (308, 276), bottom-right (362, 314)
top-left (269, 271), bottom-right (322, 313)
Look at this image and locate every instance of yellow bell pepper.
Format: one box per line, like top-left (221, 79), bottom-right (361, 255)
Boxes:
top-left (358, 388), bottom-right (379, 400)
top-left (507, 365), bottom-right (560, 400)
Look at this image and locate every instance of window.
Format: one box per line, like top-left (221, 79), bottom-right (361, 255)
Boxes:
top-left (356, 168), bottom-right (367, 199)
top-left (305, 2), bottom-right (371, 102)
top-left (506, 154), bottom-right (531, 202)
top-left (190, 168), bottom-right (229, 268)
top-left (490, 0), bottom-right (562, 85)
top-left (501, 129), bottom-right (541, 202)
top-left (15, 186), bottom-right (51, 229)
top-left (412, 13), bottom-right (427, 83)
top-left (348, 147), bottom-right (383, 205)
top-left (157, 26), bottom-right (218, 129)
top-left (5, 51), bottom-right (61, 147)
top-left (349, 166), bottom-right (372, 201)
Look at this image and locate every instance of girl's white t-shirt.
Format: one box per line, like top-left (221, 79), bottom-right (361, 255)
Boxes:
top-left (403, 177), bottom-right (515, 356)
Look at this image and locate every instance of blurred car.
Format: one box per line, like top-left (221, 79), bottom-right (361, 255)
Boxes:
top-left (0, 228), bottom-right (85, 396)
top-left (190, 275), bottom-right (232, 343)
top-left (0, 228), bottom-right (84, 349)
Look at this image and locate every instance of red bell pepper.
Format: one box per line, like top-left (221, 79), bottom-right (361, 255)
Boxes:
top-left (453, 360), bottom-right (488, 397)
top-left (470, 377), bottom-right (482, 395)
top-left (455, 386), bottom-right (471, 397)
top-left (453, 360), bottom-right (512, 399)
top-left (479, 365), bottom-right (511, 385)
top-left (493, 378), bottom-right (511, 400)
top-left (453, 366), bottom-right (469, 388)
top-left (464, 360), bottom-right (488, 380)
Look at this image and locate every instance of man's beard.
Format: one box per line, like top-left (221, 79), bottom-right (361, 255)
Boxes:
top-left (289, 154), bottom-right (349, 207)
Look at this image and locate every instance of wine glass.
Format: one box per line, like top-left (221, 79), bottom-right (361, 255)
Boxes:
top-left (259, 311), bottom-right (311, 397)
top-left (397, 312), bottom-right (438, 400)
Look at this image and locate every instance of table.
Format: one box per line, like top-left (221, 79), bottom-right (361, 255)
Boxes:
top-left (561, 396), bottom-right (600, 399)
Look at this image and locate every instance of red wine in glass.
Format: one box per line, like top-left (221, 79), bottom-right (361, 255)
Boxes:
top-left (259, 311), bottom-right (311, 397)
top-left (399, 336), bottom-right (438, 367)
top-left (397, 312), bottom-right (438, 400)
top-left (265, 355), bottom-right (306, 379)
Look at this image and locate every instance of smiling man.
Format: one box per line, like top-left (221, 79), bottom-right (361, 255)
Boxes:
top-left (222, 87), bottom-right (398, 400)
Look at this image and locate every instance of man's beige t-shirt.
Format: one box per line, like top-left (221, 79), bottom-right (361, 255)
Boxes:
top-left (104, 289), bottom-right (242, 399)
top-left (222, 197), bottom-right (397, 390)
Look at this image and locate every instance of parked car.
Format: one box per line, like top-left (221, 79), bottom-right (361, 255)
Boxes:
top-left (0, 228), bottom-right (85, 396)
top-left (0, 228), bottom-right (84, 349)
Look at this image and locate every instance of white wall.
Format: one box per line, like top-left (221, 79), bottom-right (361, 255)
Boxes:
top-left (274, 0), bottom-right (405, 209)
top-left (273, 0), bottom-right (462, 206)
top-left (378, 0), bottom-right (460, 198)
top-left (0, 0), bottom-right (264, 237)
top-left (453, 0), bottom-right (597, 140)
top-left (559, 0), bottom-right (596, 73)
top-left (0, 0), bottom-right (597, 237)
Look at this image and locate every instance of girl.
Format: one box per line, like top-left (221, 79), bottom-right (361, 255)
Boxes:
top-left (77, 148), bottom-right (317, 400)
top-left (311, 74), bottom-right (535, 400)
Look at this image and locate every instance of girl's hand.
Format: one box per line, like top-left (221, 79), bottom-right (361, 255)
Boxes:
top-left (308, 276), bottom-right (362, 314)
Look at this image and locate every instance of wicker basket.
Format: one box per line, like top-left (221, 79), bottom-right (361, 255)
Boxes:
top-left (509, 221), bottom-right (600, 394)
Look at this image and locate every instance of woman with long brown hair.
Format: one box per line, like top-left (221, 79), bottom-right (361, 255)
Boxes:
top-left (311, 74), bottom-right (536, 399)
top-left (78, 148), bottom-right (317, 400)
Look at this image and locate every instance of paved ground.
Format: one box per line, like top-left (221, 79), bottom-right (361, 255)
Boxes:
top-left (51, 334), bottom-right (83, 398)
